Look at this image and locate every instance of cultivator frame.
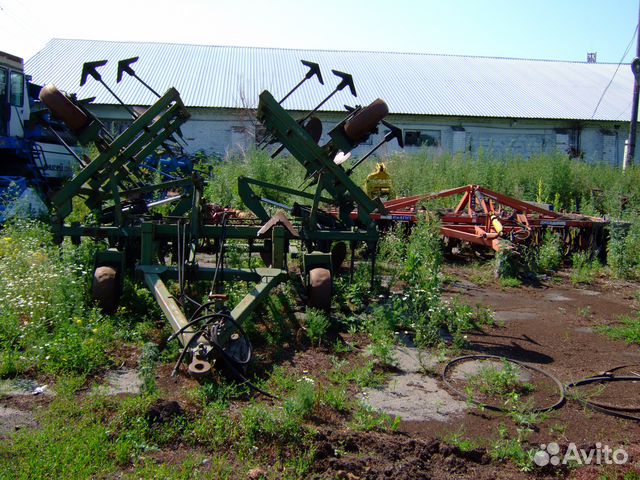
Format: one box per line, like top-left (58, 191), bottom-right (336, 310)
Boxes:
top-left (40, 57), bottom-right (399, 379)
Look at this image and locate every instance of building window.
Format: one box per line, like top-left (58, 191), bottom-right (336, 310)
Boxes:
top-left (404, 130), bottom-right (440, 147)
top-left (452, 127), bottom-right (467, 154)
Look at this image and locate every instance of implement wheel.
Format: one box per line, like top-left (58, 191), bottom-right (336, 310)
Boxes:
top-left (39, 84), bottom-right (90, 133)
top-left (308, 267), bottom-right (332, 312)
top-left (331, 241), bottom-right (347, 271)
top-left (344, 99), bottom-right (389, 142)
top-left (92, 266), bottom-right (120, 314)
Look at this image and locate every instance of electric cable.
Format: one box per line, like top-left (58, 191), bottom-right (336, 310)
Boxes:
top-left (208, 212), bottom-right (229, 298)
top-left (591, 23), bottom-right (639, 119)
top-left (167, 310), bottom-right (278, 399)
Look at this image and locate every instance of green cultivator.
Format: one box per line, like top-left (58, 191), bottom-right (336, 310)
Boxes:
top-left (39, 58), bottom-right (401, 379)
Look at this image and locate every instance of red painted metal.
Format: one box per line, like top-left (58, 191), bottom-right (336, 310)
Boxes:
top-left (342, 185), bottom-right (608, 253)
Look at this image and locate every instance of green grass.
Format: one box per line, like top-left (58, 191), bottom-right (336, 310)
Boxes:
top-left (348, 403), bottom-right (400, 432)
top-left (488, 424), bottom-right (536, 472)
top-left (466, 359), bottom-right (534, 399)
top-left (499, 276), bottom-right (522, 288)
top-left (305, 308), bottom-right (331, 346)
top-left (597, 315), bottom-right (640, 345)
top-left (0, 374), bottom-right (325, 479)
top-left (570, 251), bottom-right (603, 285)
top-left (536, 231), bottom-right (563, 272)
top-left (444, 430), bottom-right (481, 452)
top-left (0, 220), bottom-right (113, 376)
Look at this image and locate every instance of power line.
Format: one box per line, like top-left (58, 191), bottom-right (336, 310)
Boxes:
top-left (616, 102), bottom-right (632, 120)
top-left (591, 23), bottom-right (638, 119)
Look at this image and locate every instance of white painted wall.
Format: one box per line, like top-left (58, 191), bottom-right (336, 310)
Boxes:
top-left (86, 104), bottom-right (630, 165)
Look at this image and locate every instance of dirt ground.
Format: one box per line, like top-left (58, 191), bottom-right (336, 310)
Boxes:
top-left (2, 264), bottom-right (640, 479)
top-left (312, 266), bottom-right (640, 479)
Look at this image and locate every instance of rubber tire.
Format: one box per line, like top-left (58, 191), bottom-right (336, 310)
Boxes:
top-left (331, 241), bottom-right (347, 271)
top-left (39, 84), bottom-right (90, 132)
top-left (344, 98), bottom-right (389, 142)
top-left (303, 116), bottom-right (323, 144)
top-left (308, 267), bottom-right (332, 312)
top-left (92, 266), bottom-right (120, 314)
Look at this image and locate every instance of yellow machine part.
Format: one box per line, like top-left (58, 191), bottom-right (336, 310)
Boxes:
top-left (490, 214), bottom-right (504, 234)
top-left (364, 163), bottom-right (394, 199)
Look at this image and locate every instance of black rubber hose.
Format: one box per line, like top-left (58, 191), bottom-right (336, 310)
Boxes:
top-left (167, 313), bottom-right (225, 343)
top-left (208, 314), bottom-right (252, 366)
top-left (565, 376), bottom-right (640, 421)
top-left (442, 354), bottom-right (566, 413)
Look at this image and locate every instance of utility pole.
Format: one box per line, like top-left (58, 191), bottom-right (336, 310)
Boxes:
top-left (624, 2), bottom-right (640, 171)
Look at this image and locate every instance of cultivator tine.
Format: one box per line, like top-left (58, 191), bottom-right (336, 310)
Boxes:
top-left (279, 60), bottom-right (324, 104)
top-left (271, 69), bottom-right (358, 158)
top-left (116, 56), bottom-right (162, 98)
top-left (80, 60), bottom-right (107, 87)
top-left (299, 69), bottom-right (357, 124)
top-left (257, 60), bottom-right (325, 149)
top-left (346, 120), bottom-right (403, 175)
top-left (80, 60), bottom-right (138, 118)
top-left (115, 57), bottom-right (187, 146)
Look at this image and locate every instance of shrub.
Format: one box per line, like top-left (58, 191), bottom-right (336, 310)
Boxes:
top-left (305, 308), bottom-right (330, 346)
top-left (537, 231), bottom-right (563, 272)
top-left (608, 221), bottom-right (640, 279)
top-left (0, 219), bottom-right (114, 375)
top-left (570, 251), bottom-right (601, 285)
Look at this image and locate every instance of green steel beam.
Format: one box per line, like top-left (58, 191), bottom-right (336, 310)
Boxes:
top-left (140, 265), bottom-right (287, 326)
top-left (51, 88), bottom-right (189, 221)
top-left (143, 272), bottom-right (196, 347)
top-left (229, 272), bottom-right (286, 324)
top-left (256, 91), bottom-right (384, 228)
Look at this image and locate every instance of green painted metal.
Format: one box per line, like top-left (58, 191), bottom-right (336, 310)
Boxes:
top-left (303, 251), bottom-right (333, 274)
top-left (143, 272), bottom-right (195, 347)
top-left (271, 225), bottom-right (286, 269)
top-left (47, 61), bottom-right (396, 379)
top-left (229, 270), bottom-right (287, 324)
top-left (255, 90), bottom-right (385, 229)
top-left (237, 176), bottom-right (334, 221)
top-left (51, 88), bottom-right (190, 223)
top-left (140, 265), bottom-right (287, 342)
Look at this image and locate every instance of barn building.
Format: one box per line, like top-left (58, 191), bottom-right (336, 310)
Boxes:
top-left (25, 39), bottom-right (635, 166)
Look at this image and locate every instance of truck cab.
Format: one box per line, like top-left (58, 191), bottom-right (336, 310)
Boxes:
top-left (0, 51), bottom-right (29, 139)
top-left (0, 51), bottom-right (77, 220)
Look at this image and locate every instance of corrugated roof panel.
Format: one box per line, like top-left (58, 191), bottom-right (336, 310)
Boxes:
top-left (25, 39), bottom-right (635, 122)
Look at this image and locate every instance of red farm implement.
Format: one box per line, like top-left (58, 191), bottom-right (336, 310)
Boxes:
top-left (349, 184), bottom-right (609, 255)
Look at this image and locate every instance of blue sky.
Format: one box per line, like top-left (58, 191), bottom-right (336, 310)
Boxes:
top-left (1, 0), bottom-right (638, 63)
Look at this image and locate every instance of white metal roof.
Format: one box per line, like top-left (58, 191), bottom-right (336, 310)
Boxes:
top-left (25, 38), bottom-right (635, 122)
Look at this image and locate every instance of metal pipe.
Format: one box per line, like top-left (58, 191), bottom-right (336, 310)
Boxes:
top-left (260, 197), bottom-right (293, 211)
top-left (624, 3), bottom-right (640, 170)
